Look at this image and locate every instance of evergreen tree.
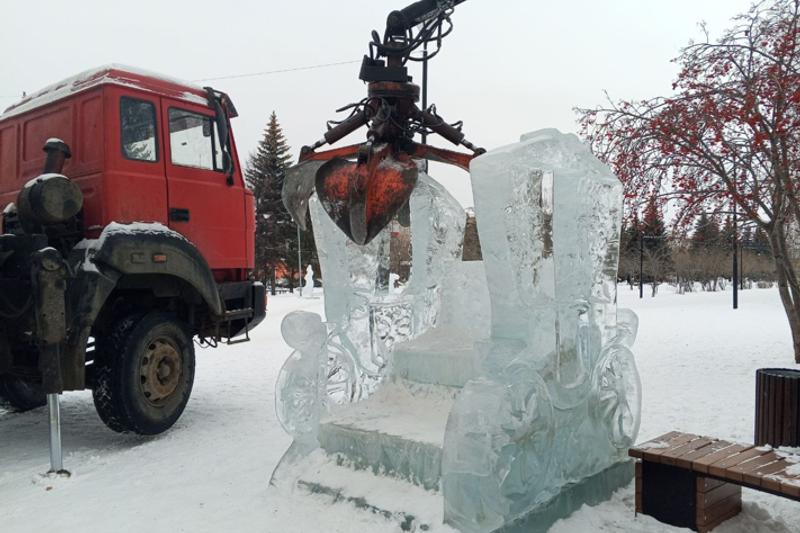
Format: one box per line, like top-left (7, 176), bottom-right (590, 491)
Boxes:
top-left (691, 213), bottom-right (721, 251)
top-left (640, 198), bottom-right (670, 295)
top-left (720, 215), bottom-right (736, 248)
top-left (244, 112), bottom-right (318, 292)
top-left (641, 198), bottom-right (669, 254)
top-left (618, 214), bottom-right (642, 286)
top-left (752, 227), bottom-right (772, 257)
top-left (620, 213), bottom-right (642, 255)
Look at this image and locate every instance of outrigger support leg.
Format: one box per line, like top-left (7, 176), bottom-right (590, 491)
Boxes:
top-left (47, 392), bottom-right (69, 476)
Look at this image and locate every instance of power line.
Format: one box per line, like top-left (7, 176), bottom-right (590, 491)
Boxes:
top-left (0, 59), bottom-right (363, 101)
top-left (193, 59), bottom-right (361, 83)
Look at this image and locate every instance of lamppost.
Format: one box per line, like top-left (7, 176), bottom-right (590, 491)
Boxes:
top-left (639, 233), bottom-right (643, 299)
top-left (420, 41), bottom-right (429, 173)
top-left (732, 200), bottom-right (739, 310)
top-left (297, 223), bottom-right (303, 297)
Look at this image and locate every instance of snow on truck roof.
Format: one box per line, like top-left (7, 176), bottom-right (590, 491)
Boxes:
top-left (0, 64), bottom-right (209, 121)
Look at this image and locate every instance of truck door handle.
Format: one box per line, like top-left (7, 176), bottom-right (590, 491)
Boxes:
top-left (169, 208), bottom-right (190, 222)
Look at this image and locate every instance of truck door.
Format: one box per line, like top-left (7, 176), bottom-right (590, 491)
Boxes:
top-left (161, 100), bottom-right (246, 271)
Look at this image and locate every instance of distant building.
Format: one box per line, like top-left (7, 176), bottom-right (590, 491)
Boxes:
top-left (389, 220), bottom-right (412, 283)
top-left (462, 208), bottom-right (483, 261)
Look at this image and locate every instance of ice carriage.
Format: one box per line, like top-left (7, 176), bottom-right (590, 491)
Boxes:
top-left (271, 129), bottom-right (642, 532)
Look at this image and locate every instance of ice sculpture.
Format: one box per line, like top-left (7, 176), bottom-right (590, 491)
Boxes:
top-left (272, 129), bottom-right (640, 533)
top-left (303, 265), bottom-right (315, 298)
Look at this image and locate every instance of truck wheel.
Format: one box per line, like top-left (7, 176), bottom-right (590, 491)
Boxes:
top-left (92, 312), bottom-right (195, 435)
top-left (0, 376), bottom-right (47, 412)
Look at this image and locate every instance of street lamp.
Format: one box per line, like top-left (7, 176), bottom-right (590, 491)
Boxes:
top-left (732, 201), bottom-right (739, 310)
top-left (297, 223), bottom-right (303, 297)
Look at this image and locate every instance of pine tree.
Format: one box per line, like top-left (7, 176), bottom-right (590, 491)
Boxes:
top-left (639, 199), bottom-right (671, 295)
top-left (641, 198), bottom-right (669, 254)
top-left (244, 112), bottom-right (318, 292)
top-left (691, 213), bottom-right (721, 251)
top-left (752, 227), bottom-right (772, 257)
top-left (620, 214), bottom-right (642, 255)
top-left (720, 216), bottom-right (736, 248)
top-left (618, 214), bottom-right (642, 286)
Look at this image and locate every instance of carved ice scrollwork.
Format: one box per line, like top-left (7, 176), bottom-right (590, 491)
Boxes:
top-left (591, 307), bottom-right (641, 449)
top-left (591, 343), bottom-right (641, 450)
top-left (274, 312), bottom-right (328, 442)
top-left (369, 300), bottom-right (414, 366)
top-left (323, 328), bottom-right (362, 406)
top-left (443, 363), bottom-right (555, 533)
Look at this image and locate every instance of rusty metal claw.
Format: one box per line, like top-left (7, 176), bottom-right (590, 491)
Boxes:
top-left (315, 146), bottom-right (418, 245)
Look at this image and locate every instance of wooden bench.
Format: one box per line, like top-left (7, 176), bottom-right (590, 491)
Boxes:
top-left (629, 431), bottom-right (800, 532)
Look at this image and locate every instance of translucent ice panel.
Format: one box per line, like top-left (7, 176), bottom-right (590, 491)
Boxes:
top-left (442, 129), bottom-right (640, 532)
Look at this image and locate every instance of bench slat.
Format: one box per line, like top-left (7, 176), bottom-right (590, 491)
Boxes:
top-left (743, 459), bottom-right (793, 487)
top-left (629, 431), bottom-right (685, 459)
top-left (779, 474), bottom-right (800, 498)
top-left (726, 451), bottom-right (781, 482)
top-left (663, 438), bottom-right (716, 467)
top-left (693, 444), bottom-right (749, 474)
top-left (641, 433), bottom-right (700, 462)
top-left (708, 447), bottom-right (765, 479)
top-left (682, 440), bottom-right (734, 468)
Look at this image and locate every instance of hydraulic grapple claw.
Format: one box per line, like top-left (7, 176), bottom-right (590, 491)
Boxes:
top-left (282, 0), bottom-right (480, 245)
top-left (315, 147), bottom-right (418, 245)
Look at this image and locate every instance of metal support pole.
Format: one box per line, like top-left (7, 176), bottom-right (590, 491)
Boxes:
top-left (639, 233), bottom-right (644, 299)
top-left (421, 42), bottom-right (429, 173)
top-left (297, 224), bottom-right (303, 297)
top-left (733, 202), bottom-right (739, 310)
top-left (740, 242), bottom-right (744, 290)
top-left (47, 393), bottom-right (68, 475)
top-left (422, 44), bottom-right (429, 145)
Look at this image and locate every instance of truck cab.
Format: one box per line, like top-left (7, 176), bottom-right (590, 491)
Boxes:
top-left (0, 65), bottom-right (265, 435)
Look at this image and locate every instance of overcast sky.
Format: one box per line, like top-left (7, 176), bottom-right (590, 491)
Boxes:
top-left (2, 0), bottom-right (754, 206)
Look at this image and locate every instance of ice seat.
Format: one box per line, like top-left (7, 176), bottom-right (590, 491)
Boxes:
top-left (391, 328), bottom-right (481, 387)
top-left (317, 382), bottom-right (454, 490)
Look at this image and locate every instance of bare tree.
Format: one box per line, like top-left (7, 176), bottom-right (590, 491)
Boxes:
top-left (578, 0), bottom-right (800, 362)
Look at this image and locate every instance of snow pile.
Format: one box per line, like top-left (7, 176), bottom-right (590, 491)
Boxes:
top-left (99, 221), bottom-right (189, 242)
top-left (637, 440), bottom-right (671, 450)
top-left (2, 288), bottom-right (800, 532)
top-left (23, 172), bottom-right (69, 189)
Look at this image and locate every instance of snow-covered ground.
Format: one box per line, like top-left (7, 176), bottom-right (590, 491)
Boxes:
top-left (1, 286), bottom-right (799, 532)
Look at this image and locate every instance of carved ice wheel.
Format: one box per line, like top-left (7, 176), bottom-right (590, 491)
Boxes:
top-left (275, 312), bottom-right (328, 439)
top-left (591, 344), bottom-right (641, 449)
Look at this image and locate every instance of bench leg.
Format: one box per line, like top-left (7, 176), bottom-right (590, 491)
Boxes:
top-left (635, 461), bottom-right (642, 514)
top-left (637, 460), bottom-right (741, 532)
top-left (696, 476), bottom-right (742, 533)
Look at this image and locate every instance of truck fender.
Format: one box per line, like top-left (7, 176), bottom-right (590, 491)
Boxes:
top-left (86, 223), bottom-right (224, 316)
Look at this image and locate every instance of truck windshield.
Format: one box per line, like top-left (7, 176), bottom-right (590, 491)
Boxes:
top-left (168, 108), bottom-right (224, 171)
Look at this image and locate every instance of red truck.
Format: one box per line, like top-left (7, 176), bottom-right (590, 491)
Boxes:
top-left (0, 65), bottom-right (265, 435)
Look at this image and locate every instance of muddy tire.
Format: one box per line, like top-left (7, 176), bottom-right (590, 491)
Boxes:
top-left (0, 376), bottom-right (47, 412)
top-left (92, 312), bottom-right (195, 435)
